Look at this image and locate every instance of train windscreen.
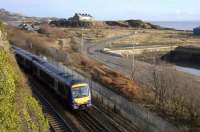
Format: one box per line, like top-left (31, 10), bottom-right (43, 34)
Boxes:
top-left (72, 85), bottom-right (89, 98)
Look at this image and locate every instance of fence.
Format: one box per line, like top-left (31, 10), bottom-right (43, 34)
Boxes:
top-left (46, 58), bottom-right (181, 132)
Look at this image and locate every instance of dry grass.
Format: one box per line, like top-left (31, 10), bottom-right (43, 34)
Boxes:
top-left (79, 56), bottom-right (139, 99)
top-left (111, 29), bottom-right (200, 47)
top-left (138, 64), bottom-right (200, 130)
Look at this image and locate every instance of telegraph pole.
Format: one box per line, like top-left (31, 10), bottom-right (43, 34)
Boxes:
top-left (130, 31), bottom-right (138, 80)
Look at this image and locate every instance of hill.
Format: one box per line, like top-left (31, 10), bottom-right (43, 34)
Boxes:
top-left (50, 19), bottom-right (160, 29)
top-left (0, 8), bottom-right (57, 26)
top-left (105, 20), bottom-right (160, 29)
top-left (0, 8), bottom-right (24, 21)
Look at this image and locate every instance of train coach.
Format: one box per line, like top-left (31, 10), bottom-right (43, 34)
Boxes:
top-left (13, 46), bottom-right (92, 110)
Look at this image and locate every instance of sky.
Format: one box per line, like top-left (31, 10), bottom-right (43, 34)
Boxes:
top-left (0, 0), bottom-right (200, 21)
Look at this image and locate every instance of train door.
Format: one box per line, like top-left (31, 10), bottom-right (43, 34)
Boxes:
top-left (54, 79), bottom-right (59, 93)
top-left (58, 82), bottom-right (66, 97)
top-left (37, 67), bottom-right (40, 77)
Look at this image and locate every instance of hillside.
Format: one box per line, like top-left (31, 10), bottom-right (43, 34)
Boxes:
top-left (0, 22), bottom-right (49, 131)
top-left (0, 9), bottom-right (24, 21)
top-left (0, 8), bottom-right (160, 29)
top-left (0, 8), bottom-right (57, 25)
top-left (50, 19), bottom-right (160, 29)
top-left (105, 20), bottom-right (160, 29)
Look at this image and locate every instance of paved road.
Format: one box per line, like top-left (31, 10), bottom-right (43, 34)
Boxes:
top-left (84, 33), bottom-right (200, 89)
top-left (84, 33), bottom-right (156, 87)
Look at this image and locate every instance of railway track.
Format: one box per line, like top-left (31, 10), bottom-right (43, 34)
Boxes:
top-left (93, 104), bottom-right (141, 132)
top-left (29, 79), bottom-right (73, 132)
top-left (27, 76), bottom-right (140, 132)
top-left (29, 76), bottom-right (121, 132)
top-left (75, 110), bottom-right (110, 132)
top-left (75, 105), bottom-right (140, 132)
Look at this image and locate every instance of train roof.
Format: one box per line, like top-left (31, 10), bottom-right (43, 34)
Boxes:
top-left (13, 46), bottom-right (84, 85)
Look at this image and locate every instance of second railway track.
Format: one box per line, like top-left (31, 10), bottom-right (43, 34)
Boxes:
top-left (75, 110), bottom-right (110, 132)
top-left (28, 76), bottom-right (141, 132)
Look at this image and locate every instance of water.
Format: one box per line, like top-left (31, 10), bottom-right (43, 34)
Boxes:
top-left (176, 66), bottom-right (200, 77)
top-left (151, 21), bottom-right (200, 31)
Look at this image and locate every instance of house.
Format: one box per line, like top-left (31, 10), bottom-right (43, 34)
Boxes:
top-left (193, 26), bottom-right (200, 36)
top-left (18, 23), bottom-right (39, 32)
top-left (69, 13), bottom-right (95, 22)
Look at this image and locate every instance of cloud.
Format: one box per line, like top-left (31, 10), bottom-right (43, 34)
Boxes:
top-left (175, 9), bottom-right (197, 16)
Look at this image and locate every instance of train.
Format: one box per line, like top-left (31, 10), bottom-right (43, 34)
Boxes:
top-left (13, 46), bottom-right (92, 110)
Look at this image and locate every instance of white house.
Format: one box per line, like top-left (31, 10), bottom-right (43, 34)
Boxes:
top-left (70, 13), bottom-right (95, 22)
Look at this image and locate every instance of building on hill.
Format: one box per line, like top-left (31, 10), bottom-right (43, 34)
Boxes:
top-left (193, 26), bottom-right (200, 36)
top-left (69, 13), bottom-right (95, 22)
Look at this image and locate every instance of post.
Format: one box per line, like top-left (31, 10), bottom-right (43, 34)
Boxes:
top-left (30, 42), bottom-right (32, 49)
top-left (81, 28), bottom-right (84, 54)
top-left (130, 31), bottom-right (137, 80)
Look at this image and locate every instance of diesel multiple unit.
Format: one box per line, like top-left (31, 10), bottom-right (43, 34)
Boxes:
top-left (14, 47), bottom-right (92, 110)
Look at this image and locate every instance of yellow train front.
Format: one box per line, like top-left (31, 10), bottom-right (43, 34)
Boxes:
top-left (70, 83), bottom-right (92, 110)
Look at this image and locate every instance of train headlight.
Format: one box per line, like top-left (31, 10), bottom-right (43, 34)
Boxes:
top-left (73, 101), bottom-right (78, 105)
top-left (87, 100), bottom-right (91, 104)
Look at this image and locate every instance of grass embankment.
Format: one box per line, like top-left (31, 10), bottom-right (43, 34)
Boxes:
top-left (0, 22), bottom-right (48, 131)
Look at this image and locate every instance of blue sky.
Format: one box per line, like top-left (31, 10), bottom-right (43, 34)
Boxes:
top-left (0, 0), bottom-right (200, 21)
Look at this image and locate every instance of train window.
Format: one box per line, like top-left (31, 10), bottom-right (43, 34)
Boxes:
top-left (40, 70), bottom-right (54, 86)
top-left (58, 82), bottom-right (66, 95)
top-left (32, 64), bottom-right (37, 74)
top-left (24, 59), bottom-right (31, 68)
top-left (16, 54), bottom-right (23, 63)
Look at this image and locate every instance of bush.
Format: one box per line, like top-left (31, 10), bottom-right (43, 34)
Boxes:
top-left (126, 20), bottom-right (145, 27)
top-left (23, 96), bottom-right (49, 131)
top-left (0, 48), bottom-right (49, 131)
top-left (0, 50), bottom-right (19, 131)
top-left (193, 27), bottom-right (200, 36)
top-left (38, 24), bottom-right (50, 35)
top-left (0, 21), bottom-right (6, 40)
top-left (80, 56), bottom-right (139, 98)
top-left (148, 64), bottom-right (200, 128)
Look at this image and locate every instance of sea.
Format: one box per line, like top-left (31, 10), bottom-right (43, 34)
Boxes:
top-left (150, 21), bottom-right (200, 31)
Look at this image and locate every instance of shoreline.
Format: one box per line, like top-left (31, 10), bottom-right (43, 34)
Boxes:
top-left (150, 21), bottom-right (200, 31)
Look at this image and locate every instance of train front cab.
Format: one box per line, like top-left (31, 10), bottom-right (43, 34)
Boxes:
top-left (71, 83), bottom-right (92, 110)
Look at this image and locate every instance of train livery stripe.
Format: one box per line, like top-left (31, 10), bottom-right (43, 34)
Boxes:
top-left (72, 83), bottom-right (88, 88)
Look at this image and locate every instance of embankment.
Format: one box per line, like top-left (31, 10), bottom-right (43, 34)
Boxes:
top-left (0, 21), bottom-right (49, 131)
top-left (162, 45), bottom-right (200, 68)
